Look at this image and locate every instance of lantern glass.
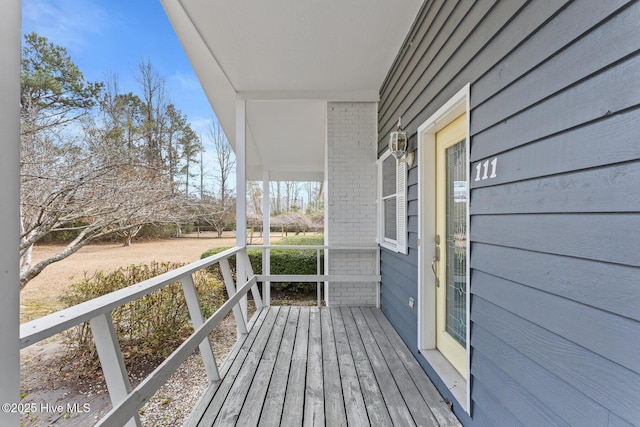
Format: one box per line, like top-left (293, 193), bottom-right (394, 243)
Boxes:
top-left (389, 130), bottom-right (408, 159)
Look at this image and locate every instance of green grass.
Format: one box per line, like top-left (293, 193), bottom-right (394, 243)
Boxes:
top-left (276, 235), bottom-right (324, 246)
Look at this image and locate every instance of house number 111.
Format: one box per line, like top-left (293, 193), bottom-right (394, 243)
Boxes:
top-left (474, 157), bottom-right (497, 181)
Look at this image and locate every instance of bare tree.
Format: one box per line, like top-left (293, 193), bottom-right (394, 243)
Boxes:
top-left (137, 58), bottom-right (168, 169)
top-left (19, 35), bottom-right (183, 289)
top-left (247, 181), bottom-right (262, 216)
top-left (208, 122), bottom-right (235, 237)
top-left (305, 181), bottom-right (323, 213)
top-left (199, 138), bottom-right (206, 199)
top-left (210, 122), bottom-right (234, 207)
top-left (271, 181), bottom-right (282, 214)
top-left (284, 181), bottom-right (302, 211)
top-left (189, 195), bottom-right (235, 239)
top-left (20, 136), bottom-right (179, 287)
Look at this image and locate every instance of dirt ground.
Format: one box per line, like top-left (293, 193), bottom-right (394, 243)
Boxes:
top-left (20, 232), bottom-right (275, 322)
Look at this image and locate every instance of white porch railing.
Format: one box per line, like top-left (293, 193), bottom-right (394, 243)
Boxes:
top-left (249, 244), bottom-right (381, 307)
top-left (19, 245), bottom-right (380, 426)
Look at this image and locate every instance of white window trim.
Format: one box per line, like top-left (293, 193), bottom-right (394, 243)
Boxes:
top-left (377, 149), bottom-right (408, 254)
top-left (417, 83), bottom-right (471, 415)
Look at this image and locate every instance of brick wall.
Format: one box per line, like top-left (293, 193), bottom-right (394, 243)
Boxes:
top-left (326, 102), bottom-right (378, 305)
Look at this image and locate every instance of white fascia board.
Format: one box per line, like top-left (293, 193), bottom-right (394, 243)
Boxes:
top-left (161, 0), bottom-right (237, 145)
top-left (238, 89), bottom-right (380, 102)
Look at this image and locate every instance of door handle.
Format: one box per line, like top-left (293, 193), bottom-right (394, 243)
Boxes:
top-left (431, 258), bottom-right (440, 287)
top-left (432, 235), bottom-right (440, 287)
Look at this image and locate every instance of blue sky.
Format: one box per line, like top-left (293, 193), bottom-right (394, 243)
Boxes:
top-left (22, 0), bottom-right (220, 182)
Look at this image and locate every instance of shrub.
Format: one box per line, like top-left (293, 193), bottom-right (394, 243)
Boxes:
top-left (201, 235), bottom-right (325, 295)
top-left (60, 261), bottom-right (225, 375)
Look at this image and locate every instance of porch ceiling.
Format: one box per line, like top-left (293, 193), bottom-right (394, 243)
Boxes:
top-left (161, 0), bottom-right (423, 181)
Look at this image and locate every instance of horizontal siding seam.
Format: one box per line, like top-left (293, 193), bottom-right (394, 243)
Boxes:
top-left (472, 294), bottom-right (635, 372)
top-left (468, 236), bottom-right (640, 269)
top-left (471, 49), bottom-right (640, 137)
top-left (380, 0), bottom-right (440, 97)
top-left (471, 323), bottom-right (608, 427)
top-left (379, 0), bottom-right (491, 134)
top-left (469, 103), bottom-right (640, 161)
top-left (470, 1), bottom-right (573, 106)
top-left (472, 0), bottom-right (636, 112)
top-left (470, 147), bottom-right (640, 189)
top-left (472, 351), bottom-right (570, 425)
top-left (470, 267), bottom-right (640, 322)
top-left (380, 0), bottom-right (528, 140)
top-left (380, 0), bottom-right (468, 121)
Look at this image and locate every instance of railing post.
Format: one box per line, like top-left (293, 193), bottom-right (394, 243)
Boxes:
top-left (180, 274), bottom-right (220, 382)
top-left (264, 247), bottom-right (271, 307)
top-left (236, 253), bottom-right (249, 324)
top-left (317, 248), bottom-right (321, 307)
top-left (324, 246), bottom-right (330, 306)
top-left (376, 247), bottom-right (381, 308)
top-left (242, 250), bottom-right (263, 310)
top-left (220, 258), bottom-right (248, 336)
top-left (90, 313), bottom-right (141, 427)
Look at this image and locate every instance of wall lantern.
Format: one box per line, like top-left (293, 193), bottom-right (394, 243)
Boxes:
top-left (389, 117), bottom-right (414, 167)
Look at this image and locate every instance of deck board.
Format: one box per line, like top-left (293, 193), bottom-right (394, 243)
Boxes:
top-left (361, 307), bottom-right (439, 426)
top-left (281, 307), bottom-right (309, 426)
top-left (236, 306), bottom-right (289, 425)
top-left (259, 307), bottom-right (299, 426)
top-left (304, 307), bottom-right (325, 426)
top-left (339, 306), bottom-right (393, 426)
top-left (330, 307), bottom-right (370, 427)
top-left (351, 307), bottom-right (416, 426)
top-left (186, 306), bottom-right (460, 427)
top-left (321, 308), bottom-right (347, 426)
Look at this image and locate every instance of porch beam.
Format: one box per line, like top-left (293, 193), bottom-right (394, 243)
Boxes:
top-left (0, 1), bottom-right (21, 424)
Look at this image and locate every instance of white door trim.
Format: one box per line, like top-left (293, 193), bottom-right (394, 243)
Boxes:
top-left (417, 83), bottom-right (471, 414)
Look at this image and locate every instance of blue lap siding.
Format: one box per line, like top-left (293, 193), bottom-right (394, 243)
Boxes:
top-left (378, 0), bottom-right (640, 424)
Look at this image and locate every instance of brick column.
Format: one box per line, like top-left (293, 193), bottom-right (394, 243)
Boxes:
top-left (326, 102), bottom-right (378, 305)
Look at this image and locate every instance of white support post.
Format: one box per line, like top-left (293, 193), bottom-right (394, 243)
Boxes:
top-left (180, 274), bottom-right (219, 382)
top-left (90, 313), bottom-right (141, 427)
top-left (236, 97), bottom-right (248, 325)
top-left (0, 2), bottom-right (21, 424)
top-left (236, 97), bottom-right (247, 247)
top-left (220, 258), bottom-right (248, 336)
top-left (262, 170), bottom-right (271, 306)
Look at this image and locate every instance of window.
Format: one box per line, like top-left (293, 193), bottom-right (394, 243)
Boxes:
top-left (378, 149), bottom-right (407, 254)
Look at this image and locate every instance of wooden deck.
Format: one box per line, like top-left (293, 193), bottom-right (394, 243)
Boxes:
top-left (185, 306), bottom-right (460, 426)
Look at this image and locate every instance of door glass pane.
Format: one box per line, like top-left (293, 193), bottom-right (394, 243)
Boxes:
top-left (446, 140), bottom-right (467, 347)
